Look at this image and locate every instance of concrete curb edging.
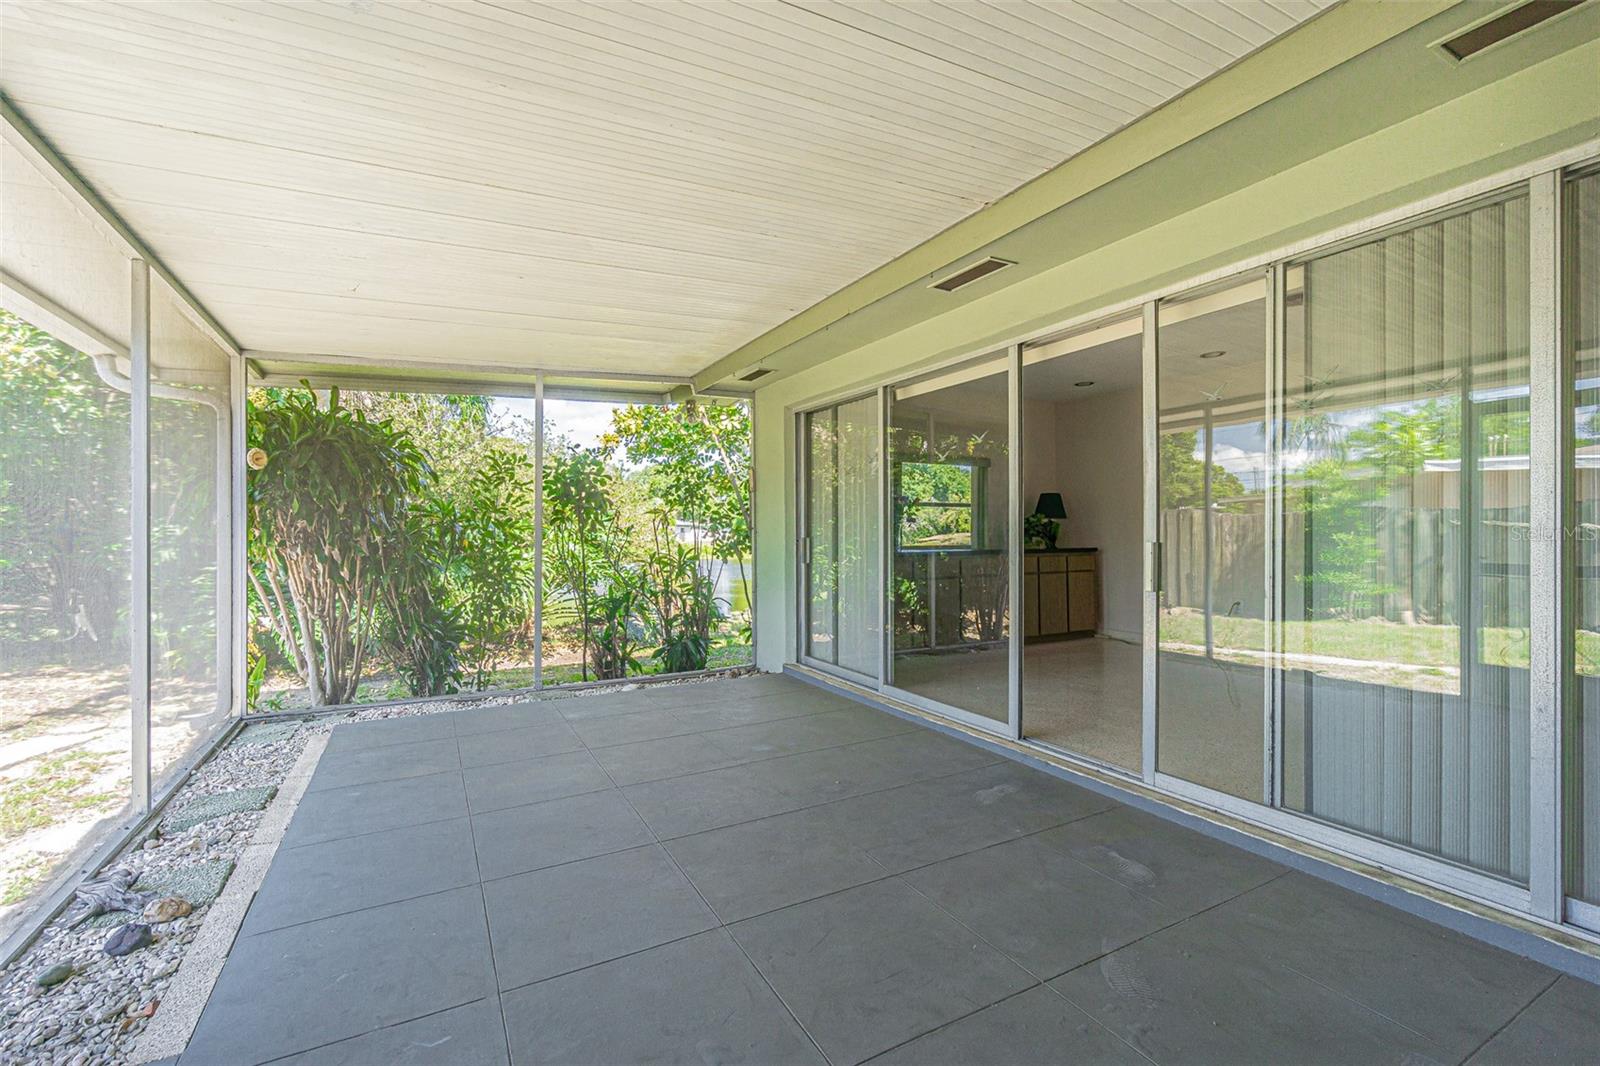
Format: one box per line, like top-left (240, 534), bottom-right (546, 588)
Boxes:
top-left (132, 731), bottom-right (330, 1064)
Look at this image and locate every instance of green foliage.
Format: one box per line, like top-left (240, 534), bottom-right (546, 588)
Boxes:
top-left (1159, 431), bottom-right (1249, 510)
top-left (375, 496), bottom-right (465, 698)
top-left (0, 310), bottom-right (130, 666)
top-left (244, 388), bottom-right (752, 701)
top-left (643, 509), bottom-right (721, 674)
top-left (247, 385), bottom-right (429, 705)
top-left (447, 451), bottom-right (538, 689)
top-left (607, 400), bottom-right (751, 563)
top-left (542, 446), bottom-right (633, 681)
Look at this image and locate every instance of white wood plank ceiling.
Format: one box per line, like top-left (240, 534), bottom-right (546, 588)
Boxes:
top-left (0, 0), bottom-right (1335, 381)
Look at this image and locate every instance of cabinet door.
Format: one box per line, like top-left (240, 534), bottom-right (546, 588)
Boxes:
top-left (1023, 575), bottom-right (1040, 637)
top-left (1039, 571), bottom-right (1069, 634)
top-left (1068, 569), bottom-right (1096, 632)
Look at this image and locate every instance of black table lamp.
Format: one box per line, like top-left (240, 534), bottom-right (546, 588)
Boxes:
top-left (1032, 493), bottom-right (1067, 548)
top-left (1034, 493), bottom-right (1067, 520)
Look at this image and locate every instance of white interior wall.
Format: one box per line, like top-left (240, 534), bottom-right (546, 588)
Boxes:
top-left (1021, 398), bottom-right (1058, 513)
top-left (1050, 387), bottom-right (1143, 641)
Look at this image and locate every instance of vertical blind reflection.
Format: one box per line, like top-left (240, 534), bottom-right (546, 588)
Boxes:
top-left (1283, 195), bottom-right (1532, 881)
top-left (1568, 172), bottom-right (1600, 904)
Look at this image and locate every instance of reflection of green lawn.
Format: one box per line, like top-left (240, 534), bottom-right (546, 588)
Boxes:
top-left (1157, 612), bottom-right (1597, 671)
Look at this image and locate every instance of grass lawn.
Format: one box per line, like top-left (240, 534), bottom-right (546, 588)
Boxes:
top-left (1158, 611), bottom-right (1600, 672)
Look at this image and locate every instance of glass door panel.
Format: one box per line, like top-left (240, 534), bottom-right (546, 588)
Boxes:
top-left (887, 353), bottom-right (1012, 724)
top-left (1155, 278), bottom-right (1271, 800)
top-left (1019, 313), bottom-right (1145, 771)
top-left (802, 396), bottom-right (881, 680)
top-left (1568, 169), bottom-right (1600, 908)
top-left (1281, 193), bottom-right (1531, 882)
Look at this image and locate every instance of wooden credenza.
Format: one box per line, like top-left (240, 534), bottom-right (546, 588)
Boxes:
top-left (1023, 548), bottom-right (1098, 640)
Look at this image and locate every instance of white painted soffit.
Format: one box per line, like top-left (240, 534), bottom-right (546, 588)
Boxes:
top-left (0, 0), bottom-right (1334, 380)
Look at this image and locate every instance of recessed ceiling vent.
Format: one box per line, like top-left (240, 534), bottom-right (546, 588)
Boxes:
top-left (1439, 0), bottom-right (1583, 61)
top-left (931, 257), bottom-right (1015, 292)
top-left (737, 367), bottom-right (774, 382)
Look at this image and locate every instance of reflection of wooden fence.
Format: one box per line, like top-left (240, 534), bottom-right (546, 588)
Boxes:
top-left (1160, 506), bottom-right (1531, 629)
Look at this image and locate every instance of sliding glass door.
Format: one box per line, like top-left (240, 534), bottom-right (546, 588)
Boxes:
top-left (1154, 277), bottom-right (1271, 801)
top-left (790, 163), bottom-right (1600, 927)
top-left (801, 396), bottom-right (881, 682)
top-left (1281, 192), bottom-right (1532, 883)
top-left (885, 352), bottom-right (1014, 727)
top-left (1568, 168), bottom-right (1600, 913)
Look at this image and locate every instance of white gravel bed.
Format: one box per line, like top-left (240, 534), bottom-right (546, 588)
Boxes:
top-left (0, 673), bottom-right (742, 1065)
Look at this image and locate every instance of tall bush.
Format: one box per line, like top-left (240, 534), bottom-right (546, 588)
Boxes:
top-left (448, 449), bottom-right (538, 689)
top-left (246, 386), bottom-right (427, 706)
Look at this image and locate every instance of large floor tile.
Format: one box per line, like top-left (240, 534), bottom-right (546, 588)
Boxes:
top-left (184, 886), bottom-right (497, 1065)
top-left (242, 816), bottom-right (479, 934)
top-left (665, 806), bottom-right (888, 922)
top-left (748, 740), bottom-right (922, 808)
top-left (456, 719), bottom-right (583, 768)
top-left (555, 692), bottom-right (671, 723)
top-left (323, 713), bottom-right (455, 753)
top-left (903, 836), bottom-right (1180, 978)
top-left (1465, 975), bottom-right (1600, 1064)
top-left (623, 761), bottom-right (797, 839)
top-left (283, 770), bottom-right (467, 847)
top-left (1035, 805), bottom-right (1283, 912)
top-left (267, 997), bottom-right (508, 1066)
top-left (826, 762), bottom-right (1110, 873)
top-left (471, 788), bottom-right (654, 880)
top-left (1049, 909), bottom-right (1452, 1066)
top-left (589, 732), bottom-right (743, 786)
top-left (1197, 872), bottom-right (1556, 1058)
top-left (705, 706), bottom-right (914, 761)
top-left (569, 707), bottom-right (703, 748)
top-left (451, 700), bottom-right (565, 737)
top-left (501, 929), bottom-right (825, 1066)
top-left (484, 844), bottom-right (716, 989)
top-left (849, 729), bottom-right (1003, 785)
top-left (730, 878), bottom-right (1033, 1064)
top-left (307, 736), bottom-right (460, 793)
top-left (461, 749), bottom-right (611, 813)
top-left (678, 688), bottom-right (857, 730)
top-left (869, 985), bottom-right (1146, 1066)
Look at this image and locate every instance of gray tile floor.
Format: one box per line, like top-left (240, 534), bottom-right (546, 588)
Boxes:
top-left (181, 675), bottom-right (1600, 1065)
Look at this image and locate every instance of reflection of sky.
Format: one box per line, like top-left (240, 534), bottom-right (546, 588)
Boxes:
top-left (1206, 423), bottom-right (1267, 491)
top-left (492, 397), bottom-right (622, 452)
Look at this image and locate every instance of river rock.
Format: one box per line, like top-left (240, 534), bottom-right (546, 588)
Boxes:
top-left (142, 897), bottom-right (191, 923)
top-left (34, 963), bottom-right (73, 988)
top-left (102, 924), bottom-right (152, 957)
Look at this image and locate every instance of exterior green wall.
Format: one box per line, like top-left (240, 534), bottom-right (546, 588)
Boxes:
top-left (750, 17), bottom-right (1600, 671)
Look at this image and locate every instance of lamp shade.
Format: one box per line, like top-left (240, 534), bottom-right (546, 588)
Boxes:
top-left (1034, 492), bottom-right (1067, 519)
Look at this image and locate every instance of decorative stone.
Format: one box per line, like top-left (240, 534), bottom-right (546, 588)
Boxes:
top-left (34, 963), bottom-right (73, 988)
top-left (137, 861), bottom-right (234, 907)
top-left (102, 924), bottom-right (152, 957)
top-left (142, 897), bottom-right (191, 924)
top-left (164, 786), bottom-right (275, 832)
